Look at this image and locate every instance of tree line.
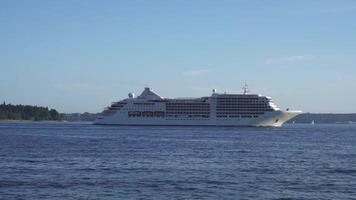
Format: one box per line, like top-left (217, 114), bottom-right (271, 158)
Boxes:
top-left (0, 102), bottom-right (62, 121)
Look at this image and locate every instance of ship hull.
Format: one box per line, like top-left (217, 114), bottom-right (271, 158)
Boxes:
top-left (94, 110), bottom-right (301, 127)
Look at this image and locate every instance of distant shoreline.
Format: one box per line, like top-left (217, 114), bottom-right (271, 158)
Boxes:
top-left (2, 103), bottom-right (356, 124)
top-left (0, 120), bottom-right (92, 124)
top-left (0, 103), bottom-right (62, 121)
top-left (2, 113), bottom-right (356, 124)
top-left (288, 113), bottom-right (356, 124)
top-left (1, 120), bottom-right (356, 126)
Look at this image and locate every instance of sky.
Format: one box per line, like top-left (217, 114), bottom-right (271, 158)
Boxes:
top-left (1, 0), bottom-right (356, 113)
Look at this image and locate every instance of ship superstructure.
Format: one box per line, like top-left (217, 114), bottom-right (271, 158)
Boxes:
top-left (95, 87), bottom-right (301, 127)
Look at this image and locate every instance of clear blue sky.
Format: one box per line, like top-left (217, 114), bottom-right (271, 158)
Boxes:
top-left (1, 0), bottom-right (355, 113)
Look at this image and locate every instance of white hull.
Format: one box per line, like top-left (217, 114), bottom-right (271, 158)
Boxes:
top-left (94, 110), bottom-right (301, 127)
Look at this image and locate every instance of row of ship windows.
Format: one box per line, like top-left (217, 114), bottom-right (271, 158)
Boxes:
top-left (111, 109), bottom-right (270, 113)
top-left (166, 104), bottom-right (210, 108)
top-left (166, 109), bottom-right (210, 112)
top-left (216, 106), bottom-right (271, 109)
top-left (167, 101), bottom-right (208, 103)
top-left (217, 115), bottom-right (259, 118)
top-left (128, 115), bottom-right (164, 118)
top-left (217, 101), bottom-right (267, 104)
top-left (216, 112), bottom-right (264, 115)
top-left (217, 102), bottom-right (268, 105)
top-left (166, 112), bottom-right (210, 115)
top-left (125, 114), bottom-right (260, 119)
top-left (166, 101), bottom-right (208, 103)
top-left (166, 105), bottom-right (209, 107)
top-left (216, 111), bottom-right (270, 113)
top-left (217, 101), bottom-right (263, 103)
top-left (217, 105), bottom-right (269, 108)
top-left (128, 114), bottom-right (211, 118)
top-left (109, 107), bottom-right (163, 111)
top-left (112, 103), bottom-right (269, 108)
top-left (128, 107), bottom-right (163, 110)
top-left (217, 111), bottom-right (265, 114)
top-left (127, 111), bottom-right (211, 118)
top-left (127, 107), bottom-right (159, 109)
top-left (127, 114), bottom-right (259, 118)
top-left (133, 103), bottom-right (155, 105)
top-left (108, 107), bottom-right (121, 110)
top-left (216, 109), bottom-right (272, 112)
top-left (166, 115), bottom-right (209, 118)
top-left (166, 118), bottom-right (209, 120)
top-left (217, 97), bottom-right (262, 99)
top-left (128, 111), bottom-right (165, 117)
top-left (217, 106), bottom-right (272, 108)
top-left (166, 105), bottom-right (210, 108)
top-left (110, 105), bottom-right (126, 108)
top-left (166, 106), bottom-right (210, 110)
top-left (217, 98), bottom-right (265, 100)
top-left (112, 102), bottom-right (126, 104)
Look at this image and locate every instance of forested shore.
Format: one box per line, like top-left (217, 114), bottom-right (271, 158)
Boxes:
top-left (0, 102), bottom-right (62, 121)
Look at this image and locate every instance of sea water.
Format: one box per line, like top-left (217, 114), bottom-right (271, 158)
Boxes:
top-left (0, 122), bottom-right (355, 199)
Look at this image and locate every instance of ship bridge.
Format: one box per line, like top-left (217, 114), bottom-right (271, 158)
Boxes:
top-left (137, 87), bottom-right (164, 101)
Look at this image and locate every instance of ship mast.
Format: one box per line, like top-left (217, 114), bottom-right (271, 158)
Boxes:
top-left (242, 83), bottom-right (249, 95)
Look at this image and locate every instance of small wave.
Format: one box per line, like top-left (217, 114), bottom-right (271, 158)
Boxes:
top-left (16, 158), bottom-right (42, 163)
top-left (78, 167), bottom-right (97, 172)
top-left (174, 186), bottom-right (198, 191)
top-left (0, 180), bottom-right (28, 187)
top-left (328, 168), bottom-right (356, 175)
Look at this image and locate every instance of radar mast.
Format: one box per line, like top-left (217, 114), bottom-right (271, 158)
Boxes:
top-left (242, 83), bottom-right (249, 95)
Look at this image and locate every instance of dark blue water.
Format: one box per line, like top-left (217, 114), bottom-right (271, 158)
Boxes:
top-left (0, 122), bottom-right (356, 200)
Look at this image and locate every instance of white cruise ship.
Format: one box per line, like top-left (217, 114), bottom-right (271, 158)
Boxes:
top-left (94, 86), bottom-right (301, 127)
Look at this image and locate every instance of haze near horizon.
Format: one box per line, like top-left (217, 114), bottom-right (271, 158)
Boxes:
top-left (1, 0), bottom-right (355, 113)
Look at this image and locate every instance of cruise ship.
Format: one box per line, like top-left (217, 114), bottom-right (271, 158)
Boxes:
top-left (94, 86), bottom-right (301, 127)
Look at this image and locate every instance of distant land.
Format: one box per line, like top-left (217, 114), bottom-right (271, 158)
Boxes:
top-left (288, 113), bottom-right (356, 124)
top-left (61, 112), bottom-right (99, 122)
top-left (1, 102), bottom-right (356, 124)
top-left (0, 102), bottom-right (62, 121)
